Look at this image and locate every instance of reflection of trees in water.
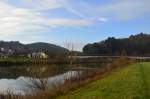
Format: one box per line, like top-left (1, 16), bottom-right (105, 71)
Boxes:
top-left (0, 57), bottom-right (115, 79)
top-left (24, 77), bottom-right (49, 91)
top-left (0, 64), bottom-right (70, 79)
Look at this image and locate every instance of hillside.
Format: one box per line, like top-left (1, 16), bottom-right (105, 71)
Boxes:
top-left (0, 41), bottom-right (69, 55)
top-left (57, 62), bottom-right (150, 99)
top-left (26, 42), bottom-right (68, 55)
top-left (83, 33), bottom-right (150, 56)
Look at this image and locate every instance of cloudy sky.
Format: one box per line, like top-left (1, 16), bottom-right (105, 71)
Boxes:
top-left (0, 0), bottom-right (150, 51)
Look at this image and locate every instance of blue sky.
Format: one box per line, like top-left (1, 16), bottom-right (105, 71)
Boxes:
top-left (0, 0), bottom-right (150, 51)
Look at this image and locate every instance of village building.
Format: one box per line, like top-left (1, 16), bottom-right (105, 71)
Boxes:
top-left (28, 52), bottom-right (48, 58)
top-left (0, 47), bottom-right (14, 58)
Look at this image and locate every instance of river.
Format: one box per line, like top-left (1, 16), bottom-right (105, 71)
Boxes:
top-left (0, 71), bottom-right (79, 95)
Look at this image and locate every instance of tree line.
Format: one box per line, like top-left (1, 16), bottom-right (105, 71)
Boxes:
top-left (83, 33), bottom-right (150, 56)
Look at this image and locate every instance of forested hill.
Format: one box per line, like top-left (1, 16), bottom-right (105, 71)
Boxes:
top-left (83, 33), bottom-right (150, 56)
top-left (0, 41), bottom-right (69, 55)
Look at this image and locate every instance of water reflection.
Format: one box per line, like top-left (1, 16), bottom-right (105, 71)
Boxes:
top-left (0, 71), bottom-right (80, 94)
top-left (0, 63), bottom-right (100, 94)
top-left (0, 64), bottom-right (70, 79)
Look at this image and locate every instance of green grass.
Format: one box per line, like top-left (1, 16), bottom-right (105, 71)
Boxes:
top-left (56, 62), bottom-right (150, 99)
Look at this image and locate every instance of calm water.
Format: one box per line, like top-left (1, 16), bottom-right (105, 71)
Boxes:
top-left (0, 64), bottom-right (70, 79)
top-left (0, 64), bottom-right (91, 94)
top-left (0, 71), bottom-right (79, 94)
top-left (0, 59), bottom-right (107, 95)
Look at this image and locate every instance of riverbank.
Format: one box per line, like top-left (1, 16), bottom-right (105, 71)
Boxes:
top-left (0, 57), bottom-right (70, 66)
top-left (0, 56), bottom-right (115, 66)
top-left (56, 62), bottom-right (150, 99)
top-left (1, 56), bottom-right (149, 66)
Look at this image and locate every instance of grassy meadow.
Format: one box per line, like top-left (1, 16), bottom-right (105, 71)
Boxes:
top-left (56, 62), bottom-right (150, 99)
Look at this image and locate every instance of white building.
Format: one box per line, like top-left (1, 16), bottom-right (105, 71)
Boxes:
top-left (0, 48), bottom-right (14, 58)
top-left (0, 48), bottom-right (5, 51)
top-left (28, 52), bottom-right (48, 58)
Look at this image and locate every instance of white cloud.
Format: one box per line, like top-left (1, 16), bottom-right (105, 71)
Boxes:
top-left (97, 18), bottom-right (108, 22)
top-left (57, 0), bottom-right (109, 21)
top-left (14, 0), bottom-right (62, 11)
top-left (46, 18), bottom-right (92, 26)
top-left (58, 0), bottom-right (150, 21)
top-left (0, 0), bottom-right (149, 37)
top-left (96, 0), bottom-right (150, 20)
top-left (0, 1), bottom-right (43, 35)
top-left (0, 1), bottom-right (93, 36)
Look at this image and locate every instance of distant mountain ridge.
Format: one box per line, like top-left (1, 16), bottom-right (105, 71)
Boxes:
top-left (0, 41), bottom-right (69, 55)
